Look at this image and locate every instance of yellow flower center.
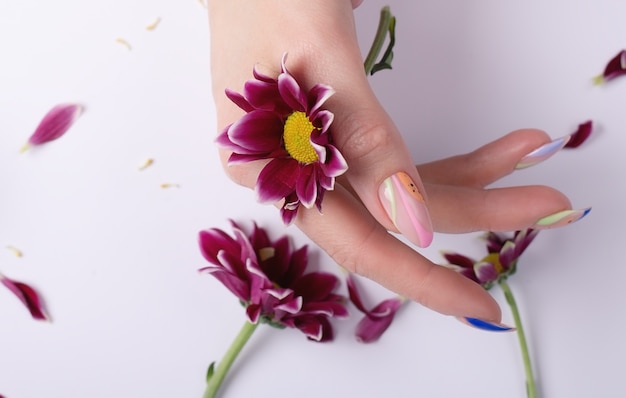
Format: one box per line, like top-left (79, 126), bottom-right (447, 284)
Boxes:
top-left (283, 111), bottom-right (319, 164)
top-left (481, 253), bottom-right (504, 274)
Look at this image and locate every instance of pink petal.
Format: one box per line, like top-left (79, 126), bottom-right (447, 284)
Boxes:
top-left (355, 310), bottom-right (398, 343)
top-left (441, 251), bottom-right (475, 268)
top-left (225, 89), bottom-right (254, 112)
top-left (295, 165), bottom-right (317, 208)
top-left (318, 145), bottom-right (348, 178)
top-left (307, 84), bottom-right (335, 116)
top-left (199, 267), bottom-right (250, 302)
top-left (595, 50), bottom-right (626, 83)
top-left (227, 110), bottom-right (283, 152)
top-left (1, 273), bottom-right (50, 321)
top-left (277, 72), bottom-right (307, 112)
top-left (498, 241), bottom-right (517, 269)
top-left (564, 120), bottom-right (593, 149)
top-left (244, 80), bottom-right (282, 111)
top-left (256, 158), bottom-right (300, 203)
top-left (23, 103), bottom-right (83, 151)
top-left (293, 272), bottom-right (338, 302)
top-left (474, 261), bottom-right (499, 284)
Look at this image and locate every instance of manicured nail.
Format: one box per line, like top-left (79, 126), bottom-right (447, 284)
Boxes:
top-left (458, 317), bottom-right (516, 332)
top-left (515, 135), bottom-right (571, 169)
top-left (378, 172), bottom-right (433, 247)
top-left (532, 208), bottom-right (591, 229)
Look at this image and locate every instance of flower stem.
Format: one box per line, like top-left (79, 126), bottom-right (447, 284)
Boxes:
top-left (203, 321), bottom-right (259, 398)
top-left (499, 279), bottom-right (538, 398)
top-left (363, 6), bottom-right (392, 75)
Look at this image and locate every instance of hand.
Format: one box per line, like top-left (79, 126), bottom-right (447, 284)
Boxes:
top-left (207, 1), bottom-right (574, 322)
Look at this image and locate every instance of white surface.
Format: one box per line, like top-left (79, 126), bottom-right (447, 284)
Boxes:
top-left (1, 1), bottom-right (625, 397)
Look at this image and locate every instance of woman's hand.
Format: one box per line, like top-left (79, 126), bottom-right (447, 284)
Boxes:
top-left (208, 0), bottom-right (578, 323)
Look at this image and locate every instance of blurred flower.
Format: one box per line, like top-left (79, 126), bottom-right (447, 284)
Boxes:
top-left (442, 229), bottom-right (539, 290)
top-left (198, 221), bottom-right (347, 341)
top-left (21, 103), bottom-right (83, 152)
top-left (1, 272), bottom-right (50, 321)
top-left (593, 50), bottom-right (626, 85)
top-left (564, 120), bottom-right (593, 149)
top-left (346, 273), bottom-right (404, 343)
top-left (216, 54), bottom-right (348, 224)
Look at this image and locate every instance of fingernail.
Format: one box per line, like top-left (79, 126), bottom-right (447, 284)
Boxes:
top-left (458, 317), bottom-right (516, 332)
top-left (515, 135), bottom-right (571, 170)
top-left (378, 172), bottom-right (433, 247)
top-left (532, 207), bottom-right (592, 229)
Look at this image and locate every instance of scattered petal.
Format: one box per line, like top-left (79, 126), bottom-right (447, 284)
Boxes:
top-left (593, 50), bottom-right (626, 84)
top-left (138, 158), bottom-right (154, 171)
top-left (21, 104), bottom-right (83, 152)
top-left (564, 120), bottom-right (593, 149)
top-left (0, 272), bottom-right (50, 321)
top-left (115, 38), bottom-right (132, 50)
top-left (6, 245), bottom-right (23, 258)
top-left (145, 17), bottom-right (161, 31)
top-left (197, 0), bottom-right (207, 8)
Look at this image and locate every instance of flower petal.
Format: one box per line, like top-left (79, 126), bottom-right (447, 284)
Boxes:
top-left (564, 120), bottom-right (593, 149)
top-left (0, 273), bottom-right (50, 321)
top-left (277, 71), bottom-right (307, 112)
top-left (355, 312), bottom-right (397, 343)
top-left (474, 261), bottom-right (499, 284)
top-left (225, 88), bottom-right (254, 112)
top-left (318, 145), bottom-right (348, 178)
top-left (23, 103), bottom-right (83, 151)
top-left (441, 251), bottom-right (475, 268)
top-left (594, 49), bottom-right (626, 83)
top-left (498, 241), bottom-right (517, 270)
top-left (227, 110), bottom-right (283, 152)
top-left (308, 84), bottom-right (335, 116)
top-left (198, 229), bottom-right (239, 265)
top-left (295, 165), bottom-right (317, 208)
top-left (199, 266), bottom-right (250, 302)
top-left (256, 158), bottom-right (300, 203)
top-left (292, 272), bottom-right (338, 302)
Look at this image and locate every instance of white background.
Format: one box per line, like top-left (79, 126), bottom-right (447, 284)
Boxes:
top-left (1, 1), bottom-right (625, 397)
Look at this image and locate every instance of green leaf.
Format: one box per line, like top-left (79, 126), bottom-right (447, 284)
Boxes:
top-left (206, 361), bottom-right (216, 382)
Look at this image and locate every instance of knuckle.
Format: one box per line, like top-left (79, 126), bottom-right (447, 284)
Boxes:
top-left (337, 112), bottom-right (394, 164)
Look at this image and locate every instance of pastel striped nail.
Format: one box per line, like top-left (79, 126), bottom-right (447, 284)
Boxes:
top-left (378, 172), bottom-right (433, 247)
top-left (515, 136), bottom-right (571, 169)
top-left (532, 208), bottom-right (592, 229)
top-left (458, 317), bottom-right (516, 332)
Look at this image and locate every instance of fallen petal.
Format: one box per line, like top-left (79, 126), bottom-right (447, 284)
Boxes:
top-left (564, 120), bottom-right (593, 149)
top-left (355, 298), bottom-right (403, 343)
top-left (0, 272), bottom-right (50, 321)
top-left (22, 104), bottom-right (83, 152)
top-left (593, 50), bottom-right (626, 84)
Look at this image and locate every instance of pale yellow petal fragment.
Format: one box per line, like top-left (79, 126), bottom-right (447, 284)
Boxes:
top-left (138, 158), bottom-right (154, 171)
top-left (115, 38), bottom-right (132, 50)
top-left (145, 17), bottom-right (161, 31)
top-left (6, 245), bottom-right (23, 258)
top-left (198, 0), bottom-right (207, 8)
top-left (160, 183), bottom-right (181, 189)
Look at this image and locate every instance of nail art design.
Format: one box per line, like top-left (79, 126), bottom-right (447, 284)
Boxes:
top-left (532, 208), bottom-right (591, 229)
top-left (378, 172), bottom-right (433, 247)
top-left (515, 135), bottom-right (571, 169)
top-left (458, 317), bottom-right (516, 332)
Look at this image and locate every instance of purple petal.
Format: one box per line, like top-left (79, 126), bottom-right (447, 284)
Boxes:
top-left (318, 145), bottom-right (348, 178)
top-left (227, 110), bottom-right (283, 152)
top-left (292, 272), bottom-right (338, 302)
top-left (311, 109), bottom-right (334, 135)
top-left (256, 158), bottom-right (300, 203)
top-left (23, 103), bottom-right (83, 151)
top-left (498, 241), bottom-right (517, 269)
top-left (252, 64), bottom-right (277, 83)
top-left (595, 50), bottom-right (626, 83)
top-left (308, 84), bottom-right (335, 116)
top-left (281, 204), bottom-right (299, 225)
top-left (246, 304), bottom-right (262, 324)
top-left (564, 120), bottom-right (593, 149)
top-left (1, 273), bottom-right (50, 321)
top-left (295, 165), bottom-right (317, 208)
top-left (474, 261), bottom-right (499, 284)
top-left (441, 251), bottom-right (475, 268)
top-left (274, 296), bottom-right (303, 314)
top-left (355, 314), bottom-right (394, 344)
top-left (200, 267), bottom-right (250, 302)
top-left (292, 316), bottom-right (325, 342)
top-left (514, 228), bottom-right (539, 257)
top-left (482, 232), bottom-right (504, 253)
top-left (244, 80), bottom-right (282, 111)
top-left (346, 273), bottom-right (370, 314)
top-left (225, 88), bottom-right (254, 112)
top-left (277, 72), bottom-right (307, 112)
top-left (198, 229), bottom-right (241, 265)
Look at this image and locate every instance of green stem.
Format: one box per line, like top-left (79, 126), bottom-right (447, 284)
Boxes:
top-left (203, 321), bottom-right (259, 398)
top-left (499, 279), bottom-right (538, 398)
top-left (363, 6), bottom-right (392, 75)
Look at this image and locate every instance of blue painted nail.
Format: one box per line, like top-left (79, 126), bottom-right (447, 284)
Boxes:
top-left (459, 317), bottom-right (516, 332)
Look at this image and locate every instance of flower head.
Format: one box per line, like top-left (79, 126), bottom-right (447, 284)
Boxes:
top-left (217, 54), bottom-right (348, 224)
top-left (593, 50), bottom-right (626, 85)
top-left (21, 103), bottom-right (83, 152)
top-left (346, 273), bottom-right (404, 343)
top-left (198, 221), bottom-right (348, 341)
top-left (1, 272), bottom-right (50, 321)
top-left (442, 229), bottom-right (539, 289)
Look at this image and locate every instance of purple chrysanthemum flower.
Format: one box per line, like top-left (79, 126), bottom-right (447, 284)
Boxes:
top-left (1, 272), bottom-right (50, 321)
top-left (216, 54), bottom-right (348, 224)
top-left (593, 50), bottom-right (626, 85)
top-left (346, 273), bottom-right (404, 343)
top-left (198, 221), bottom-right (348, 342)
top-left (441, 229), bottom-right (539, 289)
